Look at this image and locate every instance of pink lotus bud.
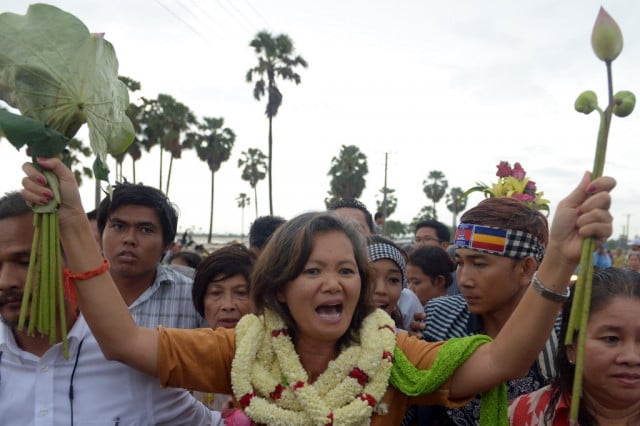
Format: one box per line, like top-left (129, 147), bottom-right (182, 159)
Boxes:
top-left (591, 7), bottom-right (623, 62)
top-left (222, 408), bottom-right (253, 426)
top-left (526, 181), bottom-right (536, 190)
top-left (495, 161), bottom-right (512, 178)
top-left (511, 162), bottom-right (526, 180)
top-left (512, 193), bottom-right (536, 202)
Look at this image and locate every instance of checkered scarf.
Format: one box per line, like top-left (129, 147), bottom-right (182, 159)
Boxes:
top-left (367, 242), bottom-right (407, 288)
top-left (454, 223), bottom-right (545, 262)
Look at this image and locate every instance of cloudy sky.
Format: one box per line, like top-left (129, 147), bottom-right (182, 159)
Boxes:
top-left (1, 0), bottom-right (639, 239)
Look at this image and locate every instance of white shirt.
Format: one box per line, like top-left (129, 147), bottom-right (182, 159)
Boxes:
top-left (397, 287), bottom-right (424, 331)
top-left (0, 316), bottom-right (216, 425)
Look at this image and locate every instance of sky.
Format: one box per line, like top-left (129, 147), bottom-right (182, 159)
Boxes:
top-left (1, 0), bottom-right (639, 240)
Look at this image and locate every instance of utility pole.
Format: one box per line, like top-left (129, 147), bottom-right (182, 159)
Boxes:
top-left (382, 152), bottom-right (388, 235)
top-left (626, 213), bottom-right (631, 244)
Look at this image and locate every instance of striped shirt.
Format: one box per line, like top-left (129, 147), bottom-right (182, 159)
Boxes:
top-left (129, 264), bottom-right (206, 329)
top-left (419, 294), bottom-right (561, 426)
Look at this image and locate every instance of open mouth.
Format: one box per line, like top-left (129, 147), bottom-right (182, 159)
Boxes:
top-left (316, 303), bottom-right (343, 319)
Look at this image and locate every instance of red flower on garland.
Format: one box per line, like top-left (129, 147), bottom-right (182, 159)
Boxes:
top-left (271, 328), bottom-right (289, 338)
top-left (325, 412), bottom-right (334, 425)
top-left (348, 367), bottom-right (369, 386)
top-left (359, 393), bottom-right (377, 407)
top-left (239, 391), bottom-right (256, 408)
top-left (269, 383), bottom-right (285, 400)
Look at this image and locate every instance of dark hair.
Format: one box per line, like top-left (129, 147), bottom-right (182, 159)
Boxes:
top-left (169, 251), bottom-right (203, 269)
top-left (0, 191), bottom-right (31, 220)
top-left (546, 268), bottom-right (640, 425)
top-left (327, 198), bottom-right (374, 234)
top-left (408, 246), bottom-right (455, 288)
top-left (374, 212), bottom-right (384, 220)
top-left (87, 209), bottom-right (97, 221)
top-left (96, 182), bottom-right (179, 248)
top-left (192, 243), bottom-right (256, 318)
top-left (460, 197), bottom-right (549, 247)
top-left (414, 219), bottom-right (450, 244)
top-left (367, 235), bottom-right (407, 326)
top-left (249, 215), bottom-right (286, 250)
top-left (251, 212), bottom-right (376, 349)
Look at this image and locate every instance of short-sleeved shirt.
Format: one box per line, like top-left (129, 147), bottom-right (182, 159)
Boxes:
top-left (421, 295), bottom-right (561, 425)
top-left (0, 316), bottom-right (214, 425)
top-left (129, 264), bottom-right (206, 329)
top-left (508, 385), bottom-right (569, 425)
top-left (157, 327), bottom-right (471, 425)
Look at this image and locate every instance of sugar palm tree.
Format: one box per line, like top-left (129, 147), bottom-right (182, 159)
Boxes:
top-left (422, 170), bottom-right (448, 220)
top-left (325, 144), bottom-right (368, 206)
top-left (187, 117), bottom-right (235, 243)
top-left (238, 147), bottom-right (267, 218)
top-left (139, 94), bottom-right (195, 195)
top-left (446, 186), bottom-right (467, 229)
top-left (236, 192), bottom-right (250, 239)
top-left (246, 30), bottom-right (307, 215)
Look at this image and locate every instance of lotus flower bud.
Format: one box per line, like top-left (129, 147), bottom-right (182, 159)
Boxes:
top-left (591, 7), bottom-right (623, 62)
top-left (613, 90), bottom-right (635, 117)
top-left (575, 90), bottom-right (598, 114)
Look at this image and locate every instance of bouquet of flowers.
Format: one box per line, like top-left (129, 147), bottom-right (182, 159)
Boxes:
top-left (462, 160), bottom-right (550, 214)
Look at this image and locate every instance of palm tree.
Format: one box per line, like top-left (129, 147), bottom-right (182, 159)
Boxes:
top-left (246, 30), bottom-right (308, 215)
top-left (446, 186), bottom-right (468, 230)
top-left (325, 144), bottom-right (368, 206)
top-left (188, 117), bottom-right (235, 243)
top-left (238, 147), bottom-right (268, 219)
top-left (139, 94), bottom-right (195, 195)
top-left (236, 193), bottom-right (251, 239)
top-left (422, 170), bottom-right (448, 220)
top-left (376, 187), bottom-right (398, 218)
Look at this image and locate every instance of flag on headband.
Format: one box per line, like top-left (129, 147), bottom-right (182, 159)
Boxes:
top-left (455, 224), bottom-right (507, 254)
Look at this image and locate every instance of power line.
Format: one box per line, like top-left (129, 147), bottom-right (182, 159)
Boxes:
top-left (244, 0), bottom-right (272, 30)
top-left (215, 0), bottom-right (254, 35)
top-left (154, 0), bottom-right (218, 47)
top-left (176, 0), bottom-right (226, 40)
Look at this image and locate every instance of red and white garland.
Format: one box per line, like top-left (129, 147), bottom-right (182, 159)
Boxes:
top-left (231, 308), bottom-right (396, 425)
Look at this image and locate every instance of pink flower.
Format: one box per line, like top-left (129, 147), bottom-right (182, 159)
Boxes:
top-left (495, 161), bottom-right (512, 177)
top-left (526, 180), bottom-right (536, 190)
top-left (222, 408), bottom-right (254, 426)
top-left (512, 193), bottom-right (536, 202)
top-left (511, 162), bottom-right (527, 180)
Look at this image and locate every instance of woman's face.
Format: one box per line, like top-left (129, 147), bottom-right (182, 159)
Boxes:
top-left (407, 263), bottom-right (443, 306)
top-left (572, 296), bottom-right (640, 412)
top-left (279, 231), bottom-right (361, 346)
top-left (203, 273), bottom-right (252, 329)
top-left (628, 255), bottom-right (640, 272)
top-left (371, 258), bottom-right (403, 315)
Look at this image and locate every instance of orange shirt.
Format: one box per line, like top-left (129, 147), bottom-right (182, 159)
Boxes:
top-left (157, 328), bottom-right (468, 425)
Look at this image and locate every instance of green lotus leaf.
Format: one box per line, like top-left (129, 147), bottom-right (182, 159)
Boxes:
top-left (0, 3), bottom-right (134, 164)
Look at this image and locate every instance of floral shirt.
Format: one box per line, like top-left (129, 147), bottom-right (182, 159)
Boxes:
top-left (508, 385), bottom-right (569, 426)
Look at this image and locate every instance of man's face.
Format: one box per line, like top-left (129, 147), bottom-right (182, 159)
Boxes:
top-left (101, 205), bottom-right (166, 281)
top-left (0, 214), bottom-right (34, 328)
top-left (414, 226), bottom-right (444, 249)
top-left (333, 207), bottom-right (371, 235)
top-left (454, 248), bottom-right (529, 318)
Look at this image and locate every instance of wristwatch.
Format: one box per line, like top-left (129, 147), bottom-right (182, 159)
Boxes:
top-left (530, 272), bottom-right (571, 303)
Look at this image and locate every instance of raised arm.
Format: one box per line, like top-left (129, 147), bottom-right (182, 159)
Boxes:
top-left (448, 171), bottom-right (615, 399)
top-left (21, 157), bottom-right (159, 376)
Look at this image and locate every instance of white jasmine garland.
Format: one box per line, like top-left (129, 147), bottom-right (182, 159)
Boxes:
top-left (231, 308), bottom-right (396, 425)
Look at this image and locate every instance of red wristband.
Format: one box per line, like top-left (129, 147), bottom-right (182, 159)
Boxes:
top-left (63, 259), bottom-right (110, 309)
top-left (63, 259), bottom-right (110, 281)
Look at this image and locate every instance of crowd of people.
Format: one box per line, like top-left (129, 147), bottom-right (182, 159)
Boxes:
top-left (2, 157), bottom-right (639, 425)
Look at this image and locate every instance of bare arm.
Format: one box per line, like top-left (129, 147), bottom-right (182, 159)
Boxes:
top-left (448, 171), bottom-right (615, 399)
top-left (21, 158), bottom-right (159, 376)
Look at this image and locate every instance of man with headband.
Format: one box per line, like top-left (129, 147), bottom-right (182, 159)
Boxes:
top-left (416, 197), bottom-right (561, 425)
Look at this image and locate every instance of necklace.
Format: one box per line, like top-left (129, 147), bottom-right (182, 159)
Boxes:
top-left (231, 308), bottom-right (396, 425)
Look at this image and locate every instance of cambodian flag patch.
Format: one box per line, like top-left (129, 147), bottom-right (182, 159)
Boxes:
top-left (455, 224), bottom-right (508, 254)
